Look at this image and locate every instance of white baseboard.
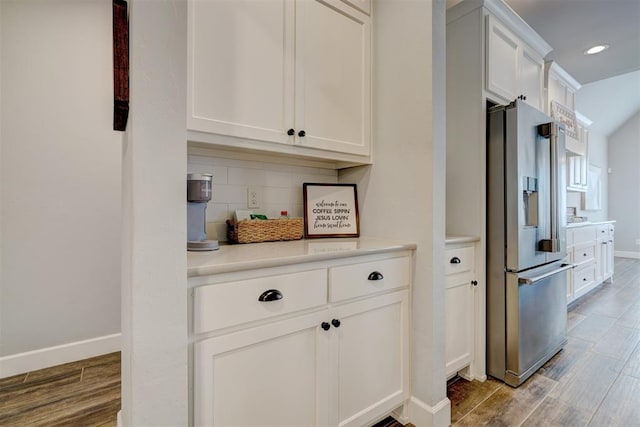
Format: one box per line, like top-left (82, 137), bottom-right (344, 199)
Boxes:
top-left (0, 333), bottom-right (120, 378)
top-left (408, 395), bottom-right (451, 427)
top-left (615, 250), bottom-right (640, 260)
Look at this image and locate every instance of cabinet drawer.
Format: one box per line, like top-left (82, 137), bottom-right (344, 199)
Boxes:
top-left (329, 256), bottom-right (410, 302)
top-left (574, 263), bottom-right (595, 293)
top-left (193, 269), bottom-right (327, 333)
top-left (573, 226), bottom-right (596, 244)
top-left (574, 245), bottom-right (595, 265)
top-left (596, 224), bottom-right (614, 239)
top-left (445, 246), bottom-right (474, 276)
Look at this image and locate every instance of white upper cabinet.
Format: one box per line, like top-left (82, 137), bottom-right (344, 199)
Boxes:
top-left (188, 0), bottom-right (371, 162)
top-left (544, 62), bottom-right (586, 155)
top-left (544, 61), bottom-right (581, 114)
top-left (485, 14), bottom-right (545, 110)
top-left (295, 0), bottom-right (370, 156)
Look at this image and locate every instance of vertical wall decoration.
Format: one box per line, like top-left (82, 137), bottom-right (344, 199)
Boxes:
top-left (113, 0), bottom-right (129, 131)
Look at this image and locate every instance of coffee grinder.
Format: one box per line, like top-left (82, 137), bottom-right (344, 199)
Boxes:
top-left (187, 173), bottom-right (219, 251)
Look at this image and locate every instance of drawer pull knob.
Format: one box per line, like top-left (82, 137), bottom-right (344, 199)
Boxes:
top-left (331, 319), bottom-right (341, 328)
top-left (258, 289), bottom-right (283, 302)
top-left (321, 322), bottom-right (331, 331)
top-left (471, 280), bottom-right (478, 286)
top-left (583, 278), bottom-right (587, 281)
top-left (368, 271), bottom-right (384, 281)
top-left (450, 257), bottom-right (461, 264)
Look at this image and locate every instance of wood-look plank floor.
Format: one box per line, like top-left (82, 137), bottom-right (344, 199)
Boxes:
top-left (448, 257), bottom-right (640, 426)
top-left (0, 352), bottom-right (120, 426)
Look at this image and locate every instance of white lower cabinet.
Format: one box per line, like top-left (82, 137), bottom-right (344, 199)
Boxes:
top-left (331, 290), bottom-right (409, 427)
top-left (566, 223), bottom-right (615, 304)
top-left (444, 242), bottom-right (477, 378)
top-left (192, 252), bottom-right (411, 427)
top-left (194, 310), bottom-right (330, 427)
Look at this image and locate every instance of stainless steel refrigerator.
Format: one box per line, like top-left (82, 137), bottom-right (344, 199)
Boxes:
top-left (487, 99), bottom-right (571, 387)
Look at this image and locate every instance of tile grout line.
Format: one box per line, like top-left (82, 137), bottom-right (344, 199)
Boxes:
top-left (516, 380), bottom-right (559, 427)
top-left (452, 384), bottom-right (503, 425)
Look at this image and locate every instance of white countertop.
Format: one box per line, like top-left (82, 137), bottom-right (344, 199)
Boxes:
top-left (566, 220), bottom-right (616, 229)
top-left (445, 235), bottom-right (480, 244)
top-left (187, 236), bottom-right (417, 277)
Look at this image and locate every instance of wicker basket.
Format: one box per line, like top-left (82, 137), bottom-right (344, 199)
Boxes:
top-left (226, 218), bottom-right (304, 244)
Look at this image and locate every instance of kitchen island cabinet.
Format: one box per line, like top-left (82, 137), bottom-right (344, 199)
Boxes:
top-left (187, 0), bottom-right (371, 167)
top-left (189, 237), bottom-right (413, 427)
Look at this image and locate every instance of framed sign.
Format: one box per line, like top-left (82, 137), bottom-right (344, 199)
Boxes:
top-left (550, 100), bottom-right (578, 140)
top-left (303, 183), bottom-right (360, 238)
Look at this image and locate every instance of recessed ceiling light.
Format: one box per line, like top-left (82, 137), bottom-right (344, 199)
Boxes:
top-left (584, 44), bottom-right (609, 55)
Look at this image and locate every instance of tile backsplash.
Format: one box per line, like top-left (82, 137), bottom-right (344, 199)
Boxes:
top-left (188, 154), bottom-right (338, 241)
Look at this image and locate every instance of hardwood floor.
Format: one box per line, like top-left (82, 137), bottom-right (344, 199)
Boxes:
top-left (448, 257), bottom-right (640, 426)
top-left (0, 352), bottom-right (120, 426)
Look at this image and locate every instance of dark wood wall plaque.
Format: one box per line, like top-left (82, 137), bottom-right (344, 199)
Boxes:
top-left (113, 0), bottom-right (129, 131)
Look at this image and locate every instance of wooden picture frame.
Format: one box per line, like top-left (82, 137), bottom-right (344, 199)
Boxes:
top-left (113, 0), bottom-right (129, 131)
top-left (303, 183), bottom-right (360, 238)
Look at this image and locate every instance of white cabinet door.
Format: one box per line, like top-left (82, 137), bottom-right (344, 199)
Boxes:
top-left (329, 290), bottom-right (409, 427)
top-left (519, 46), bottom-right (544, 110)
top-left (486, 15), bottom-right (519, 103)
top-left (188, 0), bottom-right (371, 159)
top-left (445, 276), bottom-right (473, 377)
top-left (194, 310), bottom-right (329, 427)
top-left (295, 0), bottom-right (371, 156)
top-left (188, 0), bottom-right (294, 145)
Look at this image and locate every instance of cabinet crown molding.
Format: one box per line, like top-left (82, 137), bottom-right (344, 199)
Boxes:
top-left (447, 0), bottom-right (552, 59)
top-left (545, 61), bottom-right (582, 92)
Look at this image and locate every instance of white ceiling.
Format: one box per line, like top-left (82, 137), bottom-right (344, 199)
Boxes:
top-left (503, 0), bottom-right (640, 136)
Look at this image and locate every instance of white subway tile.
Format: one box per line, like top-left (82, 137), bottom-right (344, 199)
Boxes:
top-left (211, 185), bottom-right (246, 204)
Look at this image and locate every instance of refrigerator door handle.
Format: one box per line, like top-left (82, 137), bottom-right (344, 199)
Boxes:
top-left (537, 122), bottom-right (561, 253)
top-left (518, 263), bottom-right (574, 285)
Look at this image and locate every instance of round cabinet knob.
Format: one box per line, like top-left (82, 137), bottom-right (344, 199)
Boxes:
top-left (450, 257), bottom-right (461, 264)
top-left (583, 278), bottom-right (587, 281)
top-left (331, 319), bottom-right (341, 328)
top-left (298, 130), bottom-right (306, 137)
top-left (321, 322), bottom-right (331, 331)
top-left (471, 280), bottom-right (478, 287)
top-left (287, 128), bottom-right (295, 136)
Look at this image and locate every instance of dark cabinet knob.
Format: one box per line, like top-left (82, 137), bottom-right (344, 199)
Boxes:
top-left (583, 278), bottom-right (587, 281)
top-left (368, 271), bottom-right (384, 281)
top-left (321, 322), bottom-right (331, 331)
top-left (298, 130), bottom-right (306, 137)
top-left (331, 319), bottom-right (341, 328)
top-left (258, 289), bottom-right (283, 302)
top-left (450, 257), bottom-right (461, 264)
top-left (471, 280), bottom-right (478, 286)
top-left (287, 128), bottom-right (295, 136)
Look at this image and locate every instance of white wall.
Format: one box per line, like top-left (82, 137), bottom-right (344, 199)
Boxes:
top-left (188, 150), bottom-right (338, 242)
top-left (341, 1), bottom-right (449, 425)
top-left (0, 0), bottom-right (121, 370)
top-left (120, 0), bottom-right (188, 424)
top-left (608, 111), bottom-right (640, 256)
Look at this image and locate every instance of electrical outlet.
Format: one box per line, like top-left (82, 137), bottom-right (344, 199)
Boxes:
top-left (247, 186), bottom-right (262, 209)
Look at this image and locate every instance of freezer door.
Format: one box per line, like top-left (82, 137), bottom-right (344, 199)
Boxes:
top-left (504, 100), bottom-right (567, 271)
top-left (504, 262), bottom-right (569, 387)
